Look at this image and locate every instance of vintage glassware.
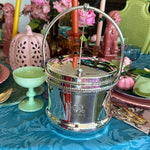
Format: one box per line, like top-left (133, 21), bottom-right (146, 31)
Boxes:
top-left (124, 44), bottom-right (141, 60)
top-left (42, 4), bottom-right (124, 140)
top-left (13, 66), bottom-right (46, 112)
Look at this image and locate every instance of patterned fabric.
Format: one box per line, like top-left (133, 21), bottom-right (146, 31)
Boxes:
top-left (0, 95), bottom-right (150, 150)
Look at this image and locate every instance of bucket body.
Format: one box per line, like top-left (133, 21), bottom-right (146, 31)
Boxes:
top-left (42, 4), bottom-right (125, 139)
top-left (59, 90), bottom-right (106, 123)
top-left (45, 55), bottom-right (117, 134)
top-left (47, 86), bottom-right (107, 123)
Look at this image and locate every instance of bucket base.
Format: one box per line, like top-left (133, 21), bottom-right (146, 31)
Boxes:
top-left (48, 120), bottom-right (110, 140)
top-left (46, 107), bottom-right (111, 140)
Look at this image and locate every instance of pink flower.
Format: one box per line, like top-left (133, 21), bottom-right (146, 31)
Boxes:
top-left (23, 2), bottom-right (50, 22)
top-left (53, 1), bottom-right (64, 13)
top-left (123, 56), bottom-right (132, 67)
top-left (78, 9), bottom-right (96, 27)
top-left (53, 0), bottom-right (72, 13)
top-left (61, 0), bottom-right (72, 7)
top-left (22, 5), bottom-right (32, 15)
top-left (31, 0), bottom-right (47, 6)
top-left (43, 2), bottom-right (50, 13)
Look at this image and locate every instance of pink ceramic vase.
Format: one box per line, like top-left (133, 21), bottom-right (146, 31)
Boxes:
top-left (9, 25), bottom-right (50, 70)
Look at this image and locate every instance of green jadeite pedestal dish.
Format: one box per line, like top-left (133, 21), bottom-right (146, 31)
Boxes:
top-left (13, 66), bottom-right (46, 112)
top-left (13, 66), bottom-right (45, 88)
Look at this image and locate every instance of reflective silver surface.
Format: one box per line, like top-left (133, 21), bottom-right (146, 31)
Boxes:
top-left (46, 88), bottom-right (112, 132)
top-left (45, 56), bottom-right (114, 132)
top-left (46, 56), bottom-right (118, 93)
top-left (43, 3), bottom-right (125, 135)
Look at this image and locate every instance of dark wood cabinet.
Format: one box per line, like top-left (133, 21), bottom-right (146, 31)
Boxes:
top-left (80, 0), bottom-right (126, 13)
top-left (105, 0), bottom-right (126, 13)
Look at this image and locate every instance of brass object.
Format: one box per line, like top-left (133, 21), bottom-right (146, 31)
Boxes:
top-left (0, 88), bottom-right (13, 103)
top-left (112, 102), bottom-right (147, 125)
top-left (144, 68), bottom-right (150, 72)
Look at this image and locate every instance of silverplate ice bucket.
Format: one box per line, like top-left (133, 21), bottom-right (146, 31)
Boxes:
top-left (42, 3), bottom-right (124, 140)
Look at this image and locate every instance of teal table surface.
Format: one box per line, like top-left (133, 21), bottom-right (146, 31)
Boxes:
top-left (0, 54), bottom-right (150, 150)
top-left (0, 97), bottom-right (149, 150)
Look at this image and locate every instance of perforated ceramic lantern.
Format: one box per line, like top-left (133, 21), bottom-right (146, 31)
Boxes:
top-left (9, 25), bottom-right (50, 70)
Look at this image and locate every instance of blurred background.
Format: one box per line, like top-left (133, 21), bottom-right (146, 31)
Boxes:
top-left (0, 0), bottom-right (126, 33)
top-left (1, 0), bottom-right (31, 33)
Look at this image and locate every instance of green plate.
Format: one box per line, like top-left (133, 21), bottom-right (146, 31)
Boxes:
top-left (133, 76), bottom-right (150, 99)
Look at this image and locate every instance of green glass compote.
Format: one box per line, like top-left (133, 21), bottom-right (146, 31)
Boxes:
top-left (13, 66), bottom-right (46, 112)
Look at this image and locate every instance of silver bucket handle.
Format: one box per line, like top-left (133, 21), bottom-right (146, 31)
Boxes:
top-left (42, 3), bottom-right (124, 80)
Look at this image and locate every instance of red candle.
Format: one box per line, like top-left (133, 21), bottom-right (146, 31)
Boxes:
top-left (72, 0), bottom-right (79, 34)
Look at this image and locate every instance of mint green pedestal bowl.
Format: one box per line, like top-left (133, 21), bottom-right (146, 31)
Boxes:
top-left (13, 66), bottom-right (46, 112)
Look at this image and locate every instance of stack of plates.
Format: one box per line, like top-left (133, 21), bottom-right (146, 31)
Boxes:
top-left (0, 64), bottom-right (10, 84)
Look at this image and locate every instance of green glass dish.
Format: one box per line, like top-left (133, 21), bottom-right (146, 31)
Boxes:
top-left (13, 66), bottom-right (46, 112)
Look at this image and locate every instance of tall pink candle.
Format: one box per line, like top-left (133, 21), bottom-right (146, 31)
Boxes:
top-left (95, 0), bottom-right (106, 46)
